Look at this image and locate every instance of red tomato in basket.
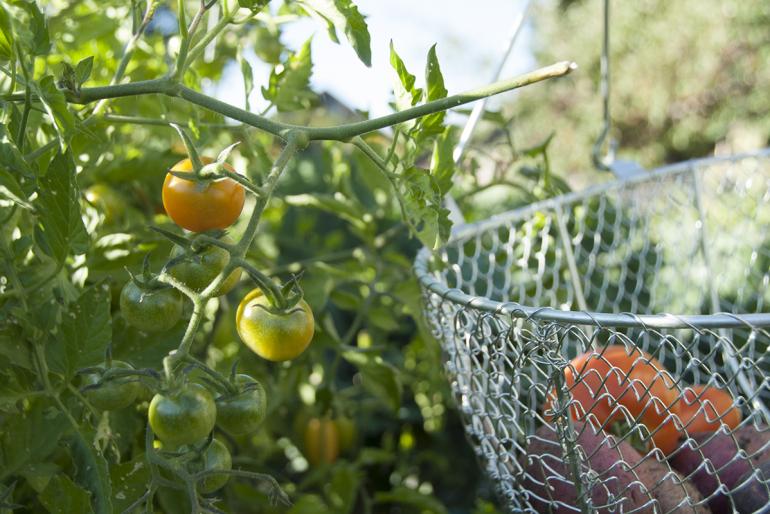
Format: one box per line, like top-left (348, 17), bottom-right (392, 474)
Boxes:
top-left (675, 384), bottom-right (742, 435)
top-left (544, 346), bottom-right (681, 454)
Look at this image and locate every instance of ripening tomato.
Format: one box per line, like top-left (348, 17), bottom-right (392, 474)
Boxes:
top-left (162, 157), bottom-right (245, 232)
top-left (304, 417), bottom-right (339, 466)
top-left (84, 184), bottom-right (127, 225)
top-left (236, 288), bottom-right (315, 362)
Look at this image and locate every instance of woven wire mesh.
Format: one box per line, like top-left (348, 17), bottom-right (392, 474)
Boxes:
top-left (414, 150), bottom-right (770, 513)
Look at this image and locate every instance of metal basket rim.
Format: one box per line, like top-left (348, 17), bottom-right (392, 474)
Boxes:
top-left (414, 148), bottom-right (770, 329)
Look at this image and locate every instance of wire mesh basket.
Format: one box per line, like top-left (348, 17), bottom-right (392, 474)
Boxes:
top-left (414, 150), bottom-right (770, 513)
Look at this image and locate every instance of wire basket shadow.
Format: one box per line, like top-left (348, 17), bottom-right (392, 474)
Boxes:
top-left (414, 150), bottom-right (770, 513)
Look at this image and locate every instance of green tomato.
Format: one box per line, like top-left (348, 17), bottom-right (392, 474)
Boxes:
top-left (120, 281), bottom-right (183, 332)
top-left (168, 238), bottom-right (241, 296)
top-left (236, 288), bottom-right (315, 362)
top-left (335, 416), bottom-right (358, 453)
top-left (82, 360), bottom-right (142, 411)
top-left (196, 439), bottom-right (232, 494)
top-left (84, 184), bottom-right (127, 225)
top-left (149, 383), bottom-right (217, 447)
top-left (216, 374), bottom-right (267, 436)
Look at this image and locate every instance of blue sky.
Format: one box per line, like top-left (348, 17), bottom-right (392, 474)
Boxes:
top-left (212, 0), bottom-right (534, 118)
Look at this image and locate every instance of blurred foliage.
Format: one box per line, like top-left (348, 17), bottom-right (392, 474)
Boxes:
top-left (510, 0), bottom-right (770, 184)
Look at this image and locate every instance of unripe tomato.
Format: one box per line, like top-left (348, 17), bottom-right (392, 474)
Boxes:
top-left (168, 237), bottom-right (241, 296)
top-left (82, 361), bottom-right (142, 411)
top-left (120, 281), bottom-right (183, 332)
top-left (215, 374), bottom-right (267, 436)
top-left (149, 383), bottom-right (217, 447)
top-left (236, 288), bottom-right (314, 362)
top-left (304, 417), bottom-right (339, 466)
top-left (162, 157), bottom-right (245, 233)
top-left (335, 416), bottom-right (358, 453)
top-left (196, 439), bottom-right (232, 494)
top-left (84, 184), bottom-right (127, 225)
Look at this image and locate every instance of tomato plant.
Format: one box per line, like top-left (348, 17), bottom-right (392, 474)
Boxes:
top-left (0, 0), bottom-right (576, 511)
top-left (236, 287), bottom-right (315, 361)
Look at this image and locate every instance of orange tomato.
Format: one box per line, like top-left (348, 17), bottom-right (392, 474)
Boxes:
top-left (304, 417), bottom-right (340, 466)
top-left (544, 346), bottom-right (680, 454)
top-left (676, 384), bottom-right (741, 435)
top-left (162, 157), bottom-right (245, 232)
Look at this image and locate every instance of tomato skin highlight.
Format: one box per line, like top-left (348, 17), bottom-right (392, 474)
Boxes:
top-left (196, 439), bottom-right (232, 494)
top-left (236, 288), bottom-right (315, 362)
top-left (304, 417), bottom-right (340, 466)
top-left (120, 281), bottom-right (183, 332)
top-left (168, 236), bottom-right (241, 296)
top-left (149, 383), bottom-right (217, 447)
top-left (82, 361), bottom-right (142, 411)
top-left (215, 374), bottom-right (267, 436)
top-left (162, 157), bottom-right (245, 233)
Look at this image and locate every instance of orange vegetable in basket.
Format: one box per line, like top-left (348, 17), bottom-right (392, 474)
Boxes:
top-left (676, 384), bottom-right (741, 434)
top-left (544, 346), bottom-right (680, 454)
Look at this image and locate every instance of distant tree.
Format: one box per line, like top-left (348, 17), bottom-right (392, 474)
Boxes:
top-left (510, 0), bottom-right (770, 180)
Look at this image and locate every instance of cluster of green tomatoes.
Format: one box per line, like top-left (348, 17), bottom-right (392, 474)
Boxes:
top-left (81, 157), bottom-right (316, 492)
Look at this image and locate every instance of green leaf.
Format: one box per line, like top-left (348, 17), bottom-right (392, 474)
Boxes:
top-left (398, 166), bottom-right (452, 249)
top-left (374, 486), bottom-right (449, 514)
top-left (0, 6), bottom-right (14, 61)
top-left (0, 400), bottom-right (66, 482)
top-left (288, 494), bottom-right (333, 514)
top-left (7, 0), bottom-right (50, 56)
top-left (48, 284), bottom-right (111, 378)
top-left (69, 430), bottom-right (112, 514)
top-left (418, 44), bottom-right (448, 138)
top-left (0, 128), bottom-right (33, 209)
top-left (238, 0), bottom-right (269, 10)
top-left (429, 126), bottom-right (456, 194)
top-left (110, 456), bottom-right (151, 514)
top-left (298, 0), bottom-right (371, 67)
top-left (34, 151), bottom-right (89, 264)
top-left (261, 38), bottom-right (316, 112)
top-left (74, 56), bottom-right (94, 85)
top-left (35, 76), bottom-right (77, 147)
top-left (239, 50), bottom-right (254, 112)
top-left (326, 463), bottom-right (360, 514)
top-left (389, 41), bottom-right (422, 130)
top-left (39, 475), bottom-right (94, 514)
top-left (342, 350), bottom-right (402, 411)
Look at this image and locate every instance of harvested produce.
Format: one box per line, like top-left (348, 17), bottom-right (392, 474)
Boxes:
top-left (669, 424), bottom-right (770, 513)
top-left (520, 422), bottom-right (707, 513)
